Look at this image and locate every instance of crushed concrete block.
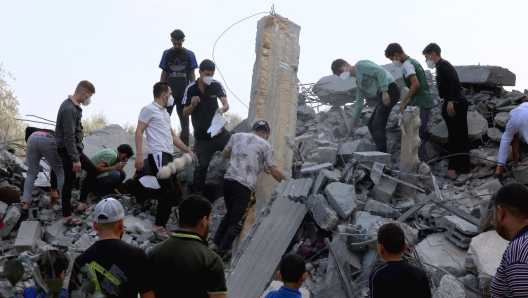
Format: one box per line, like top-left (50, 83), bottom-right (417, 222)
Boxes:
top-left (135, 219), bottom-right (153, 234)
top-left (311, 170), bottom-right (338, 195)
top-left (297, 104), bottom-right (316, 121)
top-left (352, 151), bottom-right (391, 166)
top-left (457, 274), bottom-right (479, 298)
top-left (355, 126), bottom-right (370, 137)
top-left (363, 199), bottom-right (402, 219)
top-left (58, 237), bottom-right (74, 249)
top-left (382, 63), bottom-right (405, 87)
top-left (314, 74), bottom-right (358, 107)
top-left (306, 195), bottom-right (339, 231)
top-left (70, 234), bottom-right (93, 252)
top-left (417, 233), bottom-right (468, 284)
top-left (494, 112), bottom-right (510, 128)
top-left (325, 225), bottom-right (362, 291)
top-left (14, 221), bottom-right (42, 253)
top-left (314, 139), bottom-right (331, 146)
top-left (465, 231), bottom-right (509, 294)
top-left (497, 105), bottom-right (518, 112)
top-left (324, 182), bottom-right (357, 219)
top-left (0, 206), bottom-right (21, 238)
top-left (478, 178), bottom-right (502, 194)
top-left (487, 127), bottom-right (503, 142)
top-left (338, 140), bottom-right (364, 161)
top-left (435, 274), bottom-right (466, 298)
top-left (0, 201), bottom-right (7, 218)
top-left (231, 118), bottom-right (251, 134)
top-left (124, 215), bottom-right (141, 233)
top-left (137, 230), bottom-right (155, 243)
top-left (44, 220), bottom-right (67, 242)
top-left (454, 65), bottom-right (516, 86)
top-left (352, 211), bottom-right (383, 232)
top-left (472, 92), bottom-right (491, 103)
top-left (366, 218), bottom-right (418, 249)
top-left (430, 112), bottom-right (488, 142)
top-left (491, 97), bottom-right (513, 109)
top-left (370, 176), bottom-right (397, 203)
top-left (300, 163), bottom-right (334, 175)
top-left (358, 248), bottom-right (380, 283)
top-left (317, 147), bottom-right (337, 164)
top-left (282, 178), bottom-right (313, 202)
top-left (260, 281), bottom-right (310, 298)
top-left (512, 163), bottom-right (528, 185)
top-left (443, 215), bottom-right (478, 248)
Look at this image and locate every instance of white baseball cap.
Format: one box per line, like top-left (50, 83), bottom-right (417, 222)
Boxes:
top-left (93, 198), bottom-right (125, 223)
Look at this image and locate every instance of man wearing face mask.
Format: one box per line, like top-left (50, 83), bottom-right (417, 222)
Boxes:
top-left (55, 80), bottom-right (99, 226)
top-left (183, 59), bottom-right (230, 199)
top-left (159, 29), bottom-right (198, 147)
top-left (422, 43), bottom-right (471, 186)
top-left (209, 120), bottom-right (287, 259)
top-left (135, 81), bottom-right (197, 240)
top-left (385, 43), bottom-right (435, 162)
top-left (331, 59), bottom-right (400, 153)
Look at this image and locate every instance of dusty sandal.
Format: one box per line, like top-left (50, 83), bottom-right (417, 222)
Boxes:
top-left (153, 229), bottom-right (171, 240)
top-left (63, 217), bottom-right (83, 227)
top-left (454, 174), bottom-right (472, 186)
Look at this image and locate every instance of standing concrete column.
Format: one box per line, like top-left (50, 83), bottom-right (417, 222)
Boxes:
top-left (400, 106), bottom-right (421, 198)
top-left (237, 14), bottom-right (301, 245)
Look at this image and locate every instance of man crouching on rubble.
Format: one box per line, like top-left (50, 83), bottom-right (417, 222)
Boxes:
top-left (331, 59), bottom-right (400, 153)
top-left (209, 120), bottom-right (287, 259)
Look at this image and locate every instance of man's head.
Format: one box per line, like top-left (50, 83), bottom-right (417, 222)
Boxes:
top-left (178, 195), bottom-right (212, 238)
top-left (170, 29), bottom-right (185, 50)
top-left (377, 223), bottom-right (407, 261)
top-left (38, 250), bottom-right (69, 281)
top-left (251, 120), bottom-right (271, 140)
top-left (153, 81), bottom-right (172, 107)
top-left (198, 59), bottom-right (216, 85)
top-left (422, 43), bottom-right (442, 63)
top-left (93, 198), bottom-right (126, 239)
top-left (493, 183), bottom-right (528, 241)
top-left (331, 59), bottom-right (355, 78)
top-left (277, 254), bottom-right (307, 289)
top-left (385, 43), bottom-right (406, 66)
top-left (117, 144), bottom-right (134, 161)
top-left (73, 80), bottom-right (96, 105)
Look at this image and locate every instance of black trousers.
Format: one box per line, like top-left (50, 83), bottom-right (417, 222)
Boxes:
top-left (193, 129), bottom-right (231, 197)
top-left (167, 103), bottom-right (190, 147)
top-left (442, 99), bottom-right (470, 173)
top-left (58, 147), bottom-right (97, 217)
top-left (148, 152), bottom-right (179, 227)
top-left (367, 82), bottom-right (400, 153)
top-left (212, 179), bottom-right (255, 257)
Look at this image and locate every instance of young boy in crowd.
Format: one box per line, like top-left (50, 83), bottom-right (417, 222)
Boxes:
top-left (265, 254), bottom-right (307, 298)
top-left (17, 250), bottom-right (69, 298)
top-left (369, 223), bottom-right (431, 298)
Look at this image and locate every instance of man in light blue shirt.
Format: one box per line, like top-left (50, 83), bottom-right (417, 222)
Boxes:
top-left (331, 59), bottom-right (400, 153)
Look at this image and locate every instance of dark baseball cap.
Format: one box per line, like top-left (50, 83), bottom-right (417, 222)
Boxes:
top-left (251, 120), bottom-right (270, 131)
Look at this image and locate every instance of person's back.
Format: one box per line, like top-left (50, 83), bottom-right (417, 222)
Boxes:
top-left (368, 223), bottom-right (430, 298)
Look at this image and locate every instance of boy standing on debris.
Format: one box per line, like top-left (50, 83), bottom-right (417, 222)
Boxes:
top-left (385, 43), bottom-right (435, 162)
top-left (183, 59), bottom-right (231, 199)
top-left (209, 120), bottom-right (287, 259)
top-left (265, 254), bottom-right (308, 298)
top-left (369, 223), bottom-right (430, 298)
top-left (135, 81), bottom-right (196, 239)
top-left (331, 59), bottom-right (400, 153)
top-left (159, 29), bottom-right (198, 146)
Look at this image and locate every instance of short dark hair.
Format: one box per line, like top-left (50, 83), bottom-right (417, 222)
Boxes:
top-left (178, 195), bottom-right (212, 228)
top-left (377, 223), bottom-right (405, 254)
top-left (493, 183), bottom-right (528, 218)
top-left (75, 80), bottom-right (96, 94)
top-left (117, 144), bottom-right (134, 158)
top-left (39, 250), bottom-right (69, 281)
top-left (170, 29), bottom-right (185, 40)
top-left (422, 43), bottom-right (441, 56)
top-left (331, 59), bottom-right (347, 75)
top-left (385, 43), bottom-right (404, 58)
top-left (199, 59), bottom-right (216, 72)
top-left (279, 254), bottom-right (306, 283)
top-left (153, 81), bottom-right (170, 98)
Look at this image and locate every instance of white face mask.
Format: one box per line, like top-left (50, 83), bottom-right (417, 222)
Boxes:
top-left (426, 59), bottom-right (436, 69)
top-left (340, 66), bottom-right (351, 80)
top-left (203, 76), bottom-right (213, 85)
top-left (392, 56), bottom-right (403, 68)
top-left (167, 95), bottom-right (174, 106)
top-left (83, 95), bottom-right (92, 106)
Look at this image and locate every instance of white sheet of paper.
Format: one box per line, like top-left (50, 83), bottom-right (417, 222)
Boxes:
top-left (207, 113), bottom-right (227, 138)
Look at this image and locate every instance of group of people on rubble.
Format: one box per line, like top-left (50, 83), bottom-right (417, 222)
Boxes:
top-left (17, 27), bottom-right (528, 297)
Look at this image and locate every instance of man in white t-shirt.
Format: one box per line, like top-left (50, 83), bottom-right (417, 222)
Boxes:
top-left (135, 81), bottom-right (196, 240)
top-left (495, 100), bottom-right (528, 177)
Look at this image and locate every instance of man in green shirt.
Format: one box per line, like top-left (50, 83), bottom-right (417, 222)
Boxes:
top-left (81, 144), bottom-right (134, 202)
top-left (148, 195), bottom-right (227, 298)
top-left (331, 59), bottom-right (400, 153)
top-left (385, 43), bottom-right (435, 162)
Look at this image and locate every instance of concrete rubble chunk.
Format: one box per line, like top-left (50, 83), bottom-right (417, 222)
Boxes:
top-left (429, 112), bottom-right (488, 142)
top-left (435, 274), bottom-right (466, 298)
top-left (325, 225), bottom-right (362, 291)
top-left (512, 163), bottom-right (528, 185)
top-left (311, 170), bottom-right (338, 195)
top-left (324, 182), bottom-right (357, 219)
top-left (352, 211), bottom-right (383, 232)
top-left (363, 199), bottom-right (402, 219)
top-left (494, 112), bottom-right (510, 128)
top-left (297, 104), bottom-right (316, 121)
top-left (300, 162), bottom-right (334, 175)
top-left (317, 147), bottom-right (337, 164)
top-left (352, 151), bottom-right (391, 166)
top-left (487, 127), bottom-right (503, 142)
top-left (124, 215), bottom-right (141, 233)
top-left (370, 176), bottom-right (397, 203)
top-left (135, 219), bottom-right (154, 234)
top-left (0, 201), bottom-right (7, 219)
top-left (465, 231), bottom-right (509, 294)
top-left (338, 140), bottom-right (364, 161)
top-left (366, 218), bottom-right (418, 249)
top-left (306, 195), bottom-right (339, 231)
top-left (58, 237), bottom-right (74, 249)
top-left (443, 215), bottom-right (478, 249)
top-left (454, 65), bottom-right (516, 86)
top-left (70, 234), bottom-right (93, 252)
top-left (0, 206), bottom-right (21, 238)
top-left (355, 126), bottom-right (370, 137)
top-left (314, 74), bottom-right (357, 107)
top-left (478, 178), bottom-right (502, 194)
top-left (44, 220), bottom-right (67, 242)
top-left (14, 221), bottom-right (42, 253)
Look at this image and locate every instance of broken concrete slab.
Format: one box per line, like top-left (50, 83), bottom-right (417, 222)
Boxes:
top-left (487, 127), bottom-right (503, 142)
top-left (435, 274), bottom-right (466, 298)
top-left (314, 74), bottom-right (357, 107)
top-left (352, 151), bottom-right (391, 166)
top-left (494, 112), bottom-right (510, 128)
top-left (363, 199), bottom-right (402, 219)
top-left (306, 194), bottom-right (339, 231)
top-left (465, 231), bottom-right (509, 294)
top-left (311, 170), bottom-right (338, 195)
top-left (300, 163), bottom-right (334, 176)
top-left (443, 215), bottom-right (478, 249)
top-left (69, 234), bottom-right (93, 252)
top-left (478, 178), bottom-right (502, 194)
top-left (324, 182), bottom-right (357, 219)
top-left (124, 215), bottom-right (141, 233)
top-left (317, 147), bottom-right (337, 164)
top-left (454, 65), bottom-right (516, 86)
top-left (230, 118), bottom-right (251, 134)
top-left (44, 220), bottom-right (67, 242)
top-left (282, 178), bottom-right (314, 202)
top-left (337, 140), bottom-right (364, 162)
top-left (0, 206), bottom-right (21, 238)
top-left (370, 176), bottom-right (397, 204)
top-left (297, 104), bottom-right (316, 121)
top-left (14, 221), bottom-right (42, 253)
top-left (513, 163), bottom-right (528, 185)
top-left (352, 211), bottom-right (383, 233)
top-left (429, 111), bottom-right (488, 142)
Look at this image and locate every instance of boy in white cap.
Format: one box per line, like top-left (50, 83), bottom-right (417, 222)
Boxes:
top-left (68, 198), bottom-right (155, 298)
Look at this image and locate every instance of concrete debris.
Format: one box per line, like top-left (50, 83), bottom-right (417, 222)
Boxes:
top-left (297, 104), bottom-right (316, 121)
top-left (366, 218), bottom-right (419, 248)
top-left (324, 182), bottom-right (357, 219)
top-left (487, 127), bottom-right (503, 142)
top-left (429, 112), bottom-right (488, 142)
top-left (493, 112), bottom-right (510, 128)
top-left (363, 199), bottom-right (402, 219)
top-left (435, 274), bottom-right (467, 298)
top-left (14, 221), bottom-right (41, 253)
top-left (443, 216), bottom-right (478, 249)
top-left (353, 151), bottom-right (391, 166)
top-left (311, 169), bottom-right (338, 195)
top-left (314, 75), bottom-right (358, 107)
top-left (0, 205), bottom-right (21, 238)
top-left (317, 147), bottom-right (337, 164)
top-left (454, 65), bottom-right (516, 86)
top-left (306, 194), bottom-right (338, 230)
top-left (278, 178), bottom-right (314, 202)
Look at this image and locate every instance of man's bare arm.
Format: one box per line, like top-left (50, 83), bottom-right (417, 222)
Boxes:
top-left (190, 68), bottom-right (196, 82)
top-left (140, 290), bottom-right (155, 298)
top-left (171, 128), bottom-right (197, 161)
top-left (269, 166), bottom-right (287, 182)
top-left (135, 121), bottom-right (147, 170)
top-left (160, 70), bottom-right (167, 82)
top-left (209, 294), bottom-right (227, 298)
top-left (221, 148), bottom-right (231, 159)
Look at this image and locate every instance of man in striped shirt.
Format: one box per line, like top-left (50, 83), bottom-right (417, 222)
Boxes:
top-left (491, 183), bottom-right (528, 297)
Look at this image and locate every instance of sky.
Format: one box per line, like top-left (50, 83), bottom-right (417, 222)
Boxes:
top-left (2, 0), bottom-right (527, 131)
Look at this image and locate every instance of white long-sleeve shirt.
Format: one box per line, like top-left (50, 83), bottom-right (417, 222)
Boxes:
top-left (498, 102), bottom-right (528, 165)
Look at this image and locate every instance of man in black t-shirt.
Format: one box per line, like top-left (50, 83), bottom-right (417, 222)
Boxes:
top-left (183, 59), bottom-right (231, 198)
top-left (68, 198), bottom-right (154, 298)
top-left (159, 29), bottom-right (198, 146)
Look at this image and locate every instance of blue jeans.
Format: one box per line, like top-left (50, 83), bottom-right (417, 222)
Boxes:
top-left (22, 133), bottom-right (65, 204)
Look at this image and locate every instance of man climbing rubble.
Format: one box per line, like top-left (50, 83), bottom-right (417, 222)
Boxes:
top-left (209, 120), bottom-right (287, 259)
top-left (331, 59), bottom-right (400, 153)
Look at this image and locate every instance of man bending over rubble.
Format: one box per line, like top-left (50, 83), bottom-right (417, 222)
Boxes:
top-left (210, 120), bottom-right (287, 259)
top-left (331, 59), bottom-right (400, 153)
top-left (135, 81), bottom-right (196, 240)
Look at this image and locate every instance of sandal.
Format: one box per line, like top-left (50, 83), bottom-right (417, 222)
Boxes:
top-left (443, 172), bottom-right (458, 181)
top-left (63, 217), bottom-right (83, 227)
top-left (153, 229), bottom-right (171, 241)
top-left (20, 202), bottom-right (31, 215)
top-left (454, 174), bottom-right (472, 186)
top-left (70, 203), bottom-right (79, 210)
top-left (76, 202), bottom-right (89, 213)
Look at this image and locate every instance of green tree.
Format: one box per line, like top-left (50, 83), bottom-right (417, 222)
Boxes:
top-left (0, 63), bottom-right (26, 143)
top-left (82, 111), bottom-right (109, 135)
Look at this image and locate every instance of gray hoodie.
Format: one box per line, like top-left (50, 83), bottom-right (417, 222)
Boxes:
top-left (55, 98), bottom-right (84, 162)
